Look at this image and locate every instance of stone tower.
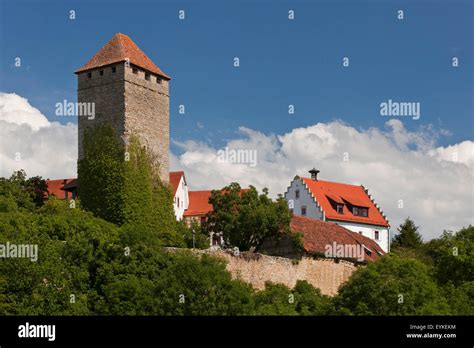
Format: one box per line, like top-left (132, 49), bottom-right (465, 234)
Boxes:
top-left (75, 33), bottom-right (170, 182)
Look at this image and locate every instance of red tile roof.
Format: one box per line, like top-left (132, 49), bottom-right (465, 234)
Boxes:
top-left (46, 179), bottom-right (75, 199)
top-left (183, 188), bottom-right (251, 218)
top-left (75, 33), bottom-right (170, 79)
top-left (291, 215), bottom-right (385, 262)
top-left (300, 177), bottom-right (389, 227)
top-left (169, 171), bottom-right (185, 197)
top-left (184, 191), bottom-right (213, 217)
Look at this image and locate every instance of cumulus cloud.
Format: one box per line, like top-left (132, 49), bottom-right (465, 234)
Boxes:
top-left (1, 92), bottom-right (472, 240)
top-left (0, 92), bottom-right (77, 179)
top-left (171, 119), bottom-right (474, 240)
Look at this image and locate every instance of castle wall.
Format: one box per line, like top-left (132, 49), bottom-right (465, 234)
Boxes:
top-left (77, 63), bottom-right (126, 160)
top-left (124, 65), bottom-right (169, 182)
top-left (166, 248), bottom-right (358, 296)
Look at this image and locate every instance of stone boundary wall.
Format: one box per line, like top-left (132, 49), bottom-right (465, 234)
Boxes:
top-left (165, 248), bottom-right (358, 296)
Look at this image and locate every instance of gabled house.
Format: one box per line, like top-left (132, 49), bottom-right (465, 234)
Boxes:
top-left (169, 171), bottom-right (189, 220)
top-left (284, 168), bottom-right (390, 252)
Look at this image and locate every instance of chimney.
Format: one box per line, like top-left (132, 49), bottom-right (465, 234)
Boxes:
top-left (309, 167), bottom-right (320, 181)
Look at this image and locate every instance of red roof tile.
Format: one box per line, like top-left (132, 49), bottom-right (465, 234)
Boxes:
top-left (291, 215), bottom-right (385, 262)
top-left (301, 177), bottom-right (389, 227)
top-left (183, 188), bottom-right (252, 217)
top-left (184, 191), bottom-right (213, 217)
top-left (169, 171), bottom-right (185, 197)
top-left (75, 33), bottom-right (170, 79)
top-left (46, 179), bottom-right (75, 199)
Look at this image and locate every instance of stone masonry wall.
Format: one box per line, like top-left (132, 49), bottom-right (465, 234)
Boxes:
top-left (124, 65), bottom-right (169, 183)
top-left (166, 248), bottom-right (358, 296)
top-left (77, 63), bottom-right (126, 160)
top-left (77, 62), bottom-right (170, 183)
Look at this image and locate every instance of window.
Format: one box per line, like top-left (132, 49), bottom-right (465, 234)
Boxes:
top-left (145, 73), bottom-right (150, 81)
top-left (295, 190), bottom-right (300, 199)
top-left (352, 206), bottom-right (368, 217)
top-left (336, 204), bottom-right (343, 214)
top-left (177, 197), bottom-right (180, 208)
top-left (157, 77), bottom-right (162, 84)
top-left (132, 67), bottom-right (138, 74)
top-left (374, 231), bottom-right (380, 240)
top-left (99, 70), bottom-right (104, 76)
top-left (111, 66), bottom-right (116, 73)
top-left (87, 72), bottom-right (92, 78)
top-left (301, 206), bottom-right (307, 216)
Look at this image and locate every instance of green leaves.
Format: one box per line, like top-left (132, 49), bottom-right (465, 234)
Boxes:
top-left (205, 183), bottom-right (291, 250)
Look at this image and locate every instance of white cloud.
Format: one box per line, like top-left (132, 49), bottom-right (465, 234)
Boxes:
top-left (172, 119), bottom-right (474, 240)
top-left (1, 92), bottom-right (472, 240)
top-left (0, 93), bottom-right (77, 179)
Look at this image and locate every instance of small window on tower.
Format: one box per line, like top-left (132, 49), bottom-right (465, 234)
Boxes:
top-left (295, 190), bottom-right (300, 199)
top-left (87, 72), bottom-right (92, 78)
top-left (301, 206), bottom-right (307, 216)
top-left (145, 73), bottom-right (150, 81)
top-left (111, 66), bottom-right (116, 73)
top-left (99, 70), bottom-right (104, 76)
top-left (133, 67), bottom-right (138, 74)
top-left (156, 77), bottom-right (162, 84)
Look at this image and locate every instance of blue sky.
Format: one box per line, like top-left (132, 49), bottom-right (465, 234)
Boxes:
top-left (0, 0), bottom-right (472, 155)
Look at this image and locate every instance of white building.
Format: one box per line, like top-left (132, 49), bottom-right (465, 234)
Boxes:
top-left (284, 168), bottom-right (390, 252)
top-left (169, 171), bottom-right (189, 220)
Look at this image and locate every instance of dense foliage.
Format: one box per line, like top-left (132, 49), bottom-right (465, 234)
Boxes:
top-left (78, 123), bottom-right (183, 247)
top-left (0, 164), bottom-right (472, 315)
top-left (204, 183), bottom-right (292, 250)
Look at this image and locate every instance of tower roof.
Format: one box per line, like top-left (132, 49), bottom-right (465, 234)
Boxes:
top-left (75, 33), bottom-right (170, 79)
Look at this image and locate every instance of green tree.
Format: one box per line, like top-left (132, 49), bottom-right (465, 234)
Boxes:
top-left (391, 218), bottom-right (423, 250)
top-left (334, 254), bottom-right (451, 315)
top-left (205, 183), bottom-right (291, 250)
top-left (424, 226), bottom-right (474, 286)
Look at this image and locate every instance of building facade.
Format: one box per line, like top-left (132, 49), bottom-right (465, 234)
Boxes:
top-left (284, 169), bottom-right (390, 252)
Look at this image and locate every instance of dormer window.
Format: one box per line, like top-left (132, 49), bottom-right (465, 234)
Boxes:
top-left (336, 204), bottom-right (343, 214)
top-left (352, 206), bottom-right (368, 217)
top-left (145, 73), bottom-right (150, 81)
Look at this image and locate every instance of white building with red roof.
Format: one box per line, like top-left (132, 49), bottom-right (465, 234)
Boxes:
top-left (285, 168), bottom-right (390, 252)
top-left (168, 171), bottom-right (189, 220)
